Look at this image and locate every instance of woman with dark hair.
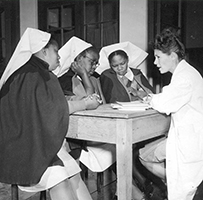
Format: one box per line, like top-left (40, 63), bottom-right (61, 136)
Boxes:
top-left (100, 48), bottom-right (154, 103)
top-left (97, 42), bottom-right (155, 200)
top-left (140, 28), bottom-right (203, 200)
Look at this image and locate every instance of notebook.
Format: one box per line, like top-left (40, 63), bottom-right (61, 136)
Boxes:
top-left (111, 101), bottom-right (151, 111)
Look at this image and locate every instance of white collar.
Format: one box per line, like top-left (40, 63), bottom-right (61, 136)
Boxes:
top-left (119, 67), bottom-right (134, 81)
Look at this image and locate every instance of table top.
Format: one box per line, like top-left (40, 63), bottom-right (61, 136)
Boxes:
top-left (68, 104), bottom-right (170, 143)
top-left (70, 104), bottom-right (166, 119)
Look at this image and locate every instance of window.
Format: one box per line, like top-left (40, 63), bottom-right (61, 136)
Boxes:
top-left (47, 4), bottom-right (75, 46)
top-left (0, 1), bottom-right (19, 77)
top-left (84, 0), bottom-right (119, 49)
top-left (0, 8), bottom-right (5, 65)
top-left (39, 0), bottom-right (119, 49)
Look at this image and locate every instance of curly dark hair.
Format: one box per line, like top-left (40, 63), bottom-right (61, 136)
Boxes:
top-left (154, 27), bottom-right (185, 61)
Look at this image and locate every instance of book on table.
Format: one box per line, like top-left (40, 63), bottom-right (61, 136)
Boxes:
top-left (111, 101), bottom-right (151, 111)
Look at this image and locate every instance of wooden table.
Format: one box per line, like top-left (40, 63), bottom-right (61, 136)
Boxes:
top-left (67, 104), bottom-right (171, 200)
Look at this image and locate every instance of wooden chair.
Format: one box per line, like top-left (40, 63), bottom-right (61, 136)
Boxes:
top-left (11, 184), bottom-right (46, 200)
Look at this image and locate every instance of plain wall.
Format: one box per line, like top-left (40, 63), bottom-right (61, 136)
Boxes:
top-left (120, 0), bottom-right (148, 75)
top-left (20, 0), bottom-right (38, 36)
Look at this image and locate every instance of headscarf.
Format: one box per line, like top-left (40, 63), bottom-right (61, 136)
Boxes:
top-left (0, 28), bottom-right (51, 90)
top-left (95, 41), bottom-right (148, 75)
top-left (53, 36), bottom-right (92, 77)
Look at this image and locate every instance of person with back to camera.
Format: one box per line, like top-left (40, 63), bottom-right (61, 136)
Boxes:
top-left (0, 28), bottom-right (100, 200)
top-left (139, 27), bottom-right (203, 200)
top-left (95, 42), bottom-right (158, 200)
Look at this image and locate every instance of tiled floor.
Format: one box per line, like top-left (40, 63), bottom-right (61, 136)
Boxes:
top-left (0, 168), bottom-right (116, 200)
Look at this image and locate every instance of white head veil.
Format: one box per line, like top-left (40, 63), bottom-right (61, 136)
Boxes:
top-left (0, 28), bottom-right (51, 90)
top-left (95, 41), bottom-right (148, 75)
top-left (53, 36), bottom-right (92, 77)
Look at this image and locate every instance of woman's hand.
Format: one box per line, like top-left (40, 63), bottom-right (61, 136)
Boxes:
top-left (71, 61), bottom-right (87, 77)
top-left (127, 87), bottom-right (138, 96)
top-left (83, 94), bottom-right (102, 110)
top-left (142, 94), bottom-right (153, 104)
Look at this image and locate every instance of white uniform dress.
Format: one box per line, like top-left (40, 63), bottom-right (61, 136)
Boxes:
top-left (19, 141), bottom-right (81, 192)
top-left (150, 60), bottom-right (203, 200)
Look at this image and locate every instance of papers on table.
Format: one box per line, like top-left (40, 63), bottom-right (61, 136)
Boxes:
top-left (111, 101), bottom-right (151, 111)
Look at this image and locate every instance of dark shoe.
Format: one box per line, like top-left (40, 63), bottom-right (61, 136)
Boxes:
top-left (143, 180), bottom-right (154, 196)
top-left (146, 185), bottom-right (167, 200)
top-left (111, 194), bottom-right (117, 200)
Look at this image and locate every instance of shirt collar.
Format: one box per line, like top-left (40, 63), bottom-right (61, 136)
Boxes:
top-left (118, 67), bottom-right (134, 81)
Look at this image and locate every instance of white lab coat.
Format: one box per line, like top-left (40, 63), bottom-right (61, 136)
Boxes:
top-left (150, 60), bottom-right (203, 200)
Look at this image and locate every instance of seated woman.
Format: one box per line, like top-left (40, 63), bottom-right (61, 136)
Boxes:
top-left (55, 37), bottom-right (151, 200)
top-left (0, 28), bottom-right (99, 200)
top-left (140, 27), bottom-right (203, 200)
top-left (95, 42), bottom-right (156, 200)
top-left (98, 44), bottom-right (155, 102)
top-left (53, 37), bottom-right (113, 168)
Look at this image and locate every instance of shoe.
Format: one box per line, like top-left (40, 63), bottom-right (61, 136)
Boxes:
top-left (111, 194), bottom-right (117, 200)
top-left (146, 185), bottom-right (167, 200)
top-left (143, 180), bottom-right (154, 195)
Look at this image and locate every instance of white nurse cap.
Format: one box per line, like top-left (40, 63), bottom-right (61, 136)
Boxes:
top-left (95, 41), bottom-right (148, 75)
top-left (0, 27), bottom-right (51, 90)
top-left (53, 36), bottom-right (92, 77)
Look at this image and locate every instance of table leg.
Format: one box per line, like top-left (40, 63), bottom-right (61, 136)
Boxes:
top-left (116, 119), bottom-right (132, 200)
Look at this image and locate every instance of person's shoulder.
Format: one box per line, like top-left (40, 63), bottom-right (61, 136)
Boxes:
top-left (101, 68), bottom-right (114, 76)
top-left (19, 56), bottom-right (45, 74)
top-left (59, 68), bottom-right (74, 80)
top-left (92, 71), bottom-right (100, 78)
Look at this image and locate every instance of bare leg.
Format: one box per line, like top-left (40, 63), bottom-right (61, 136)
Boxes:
top-left (133, 149), bottom-right (148, 190)
top-left (49, 178), bottom-right (78, 200)
top-left (69, 173), bottom-right (93, 200)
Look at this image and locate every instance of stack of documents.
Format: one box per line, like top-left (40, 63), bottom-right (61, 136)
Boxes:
top-left (111, 101), bottom-right (151, 111)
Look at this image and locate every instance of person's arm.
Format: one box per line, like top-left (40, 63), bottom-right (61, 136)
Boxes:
top-left (71, 61), bottom-right (94, 95)
top-left (67, 95), bottom-right (100, 114)
top-left (100, 73), bottom-right (114, 103)
top-left (133, 69), bottom-right (155, 94)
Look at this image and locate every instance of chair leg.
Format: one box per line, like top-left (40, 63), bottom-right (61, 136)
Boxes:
top-left (80, 162), bottom-right (88, 181)
top-left (11, 184), bottom-right (18, 200)
top-left (97, 172), bottom-right (104, 193)
top-left (40, 190), bottom-right (47, 200)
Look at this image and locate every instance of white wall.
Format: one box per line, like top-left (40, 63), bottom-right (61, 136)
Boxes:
top-left (120, 0), bottom-right (148, 75)
top-left (20, 0), bottom-right (38, 36)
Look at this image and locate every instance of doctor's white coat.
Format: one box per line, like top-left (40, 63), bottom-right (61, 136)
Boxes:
top-left (151, 60), bottom-right (203, 200)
